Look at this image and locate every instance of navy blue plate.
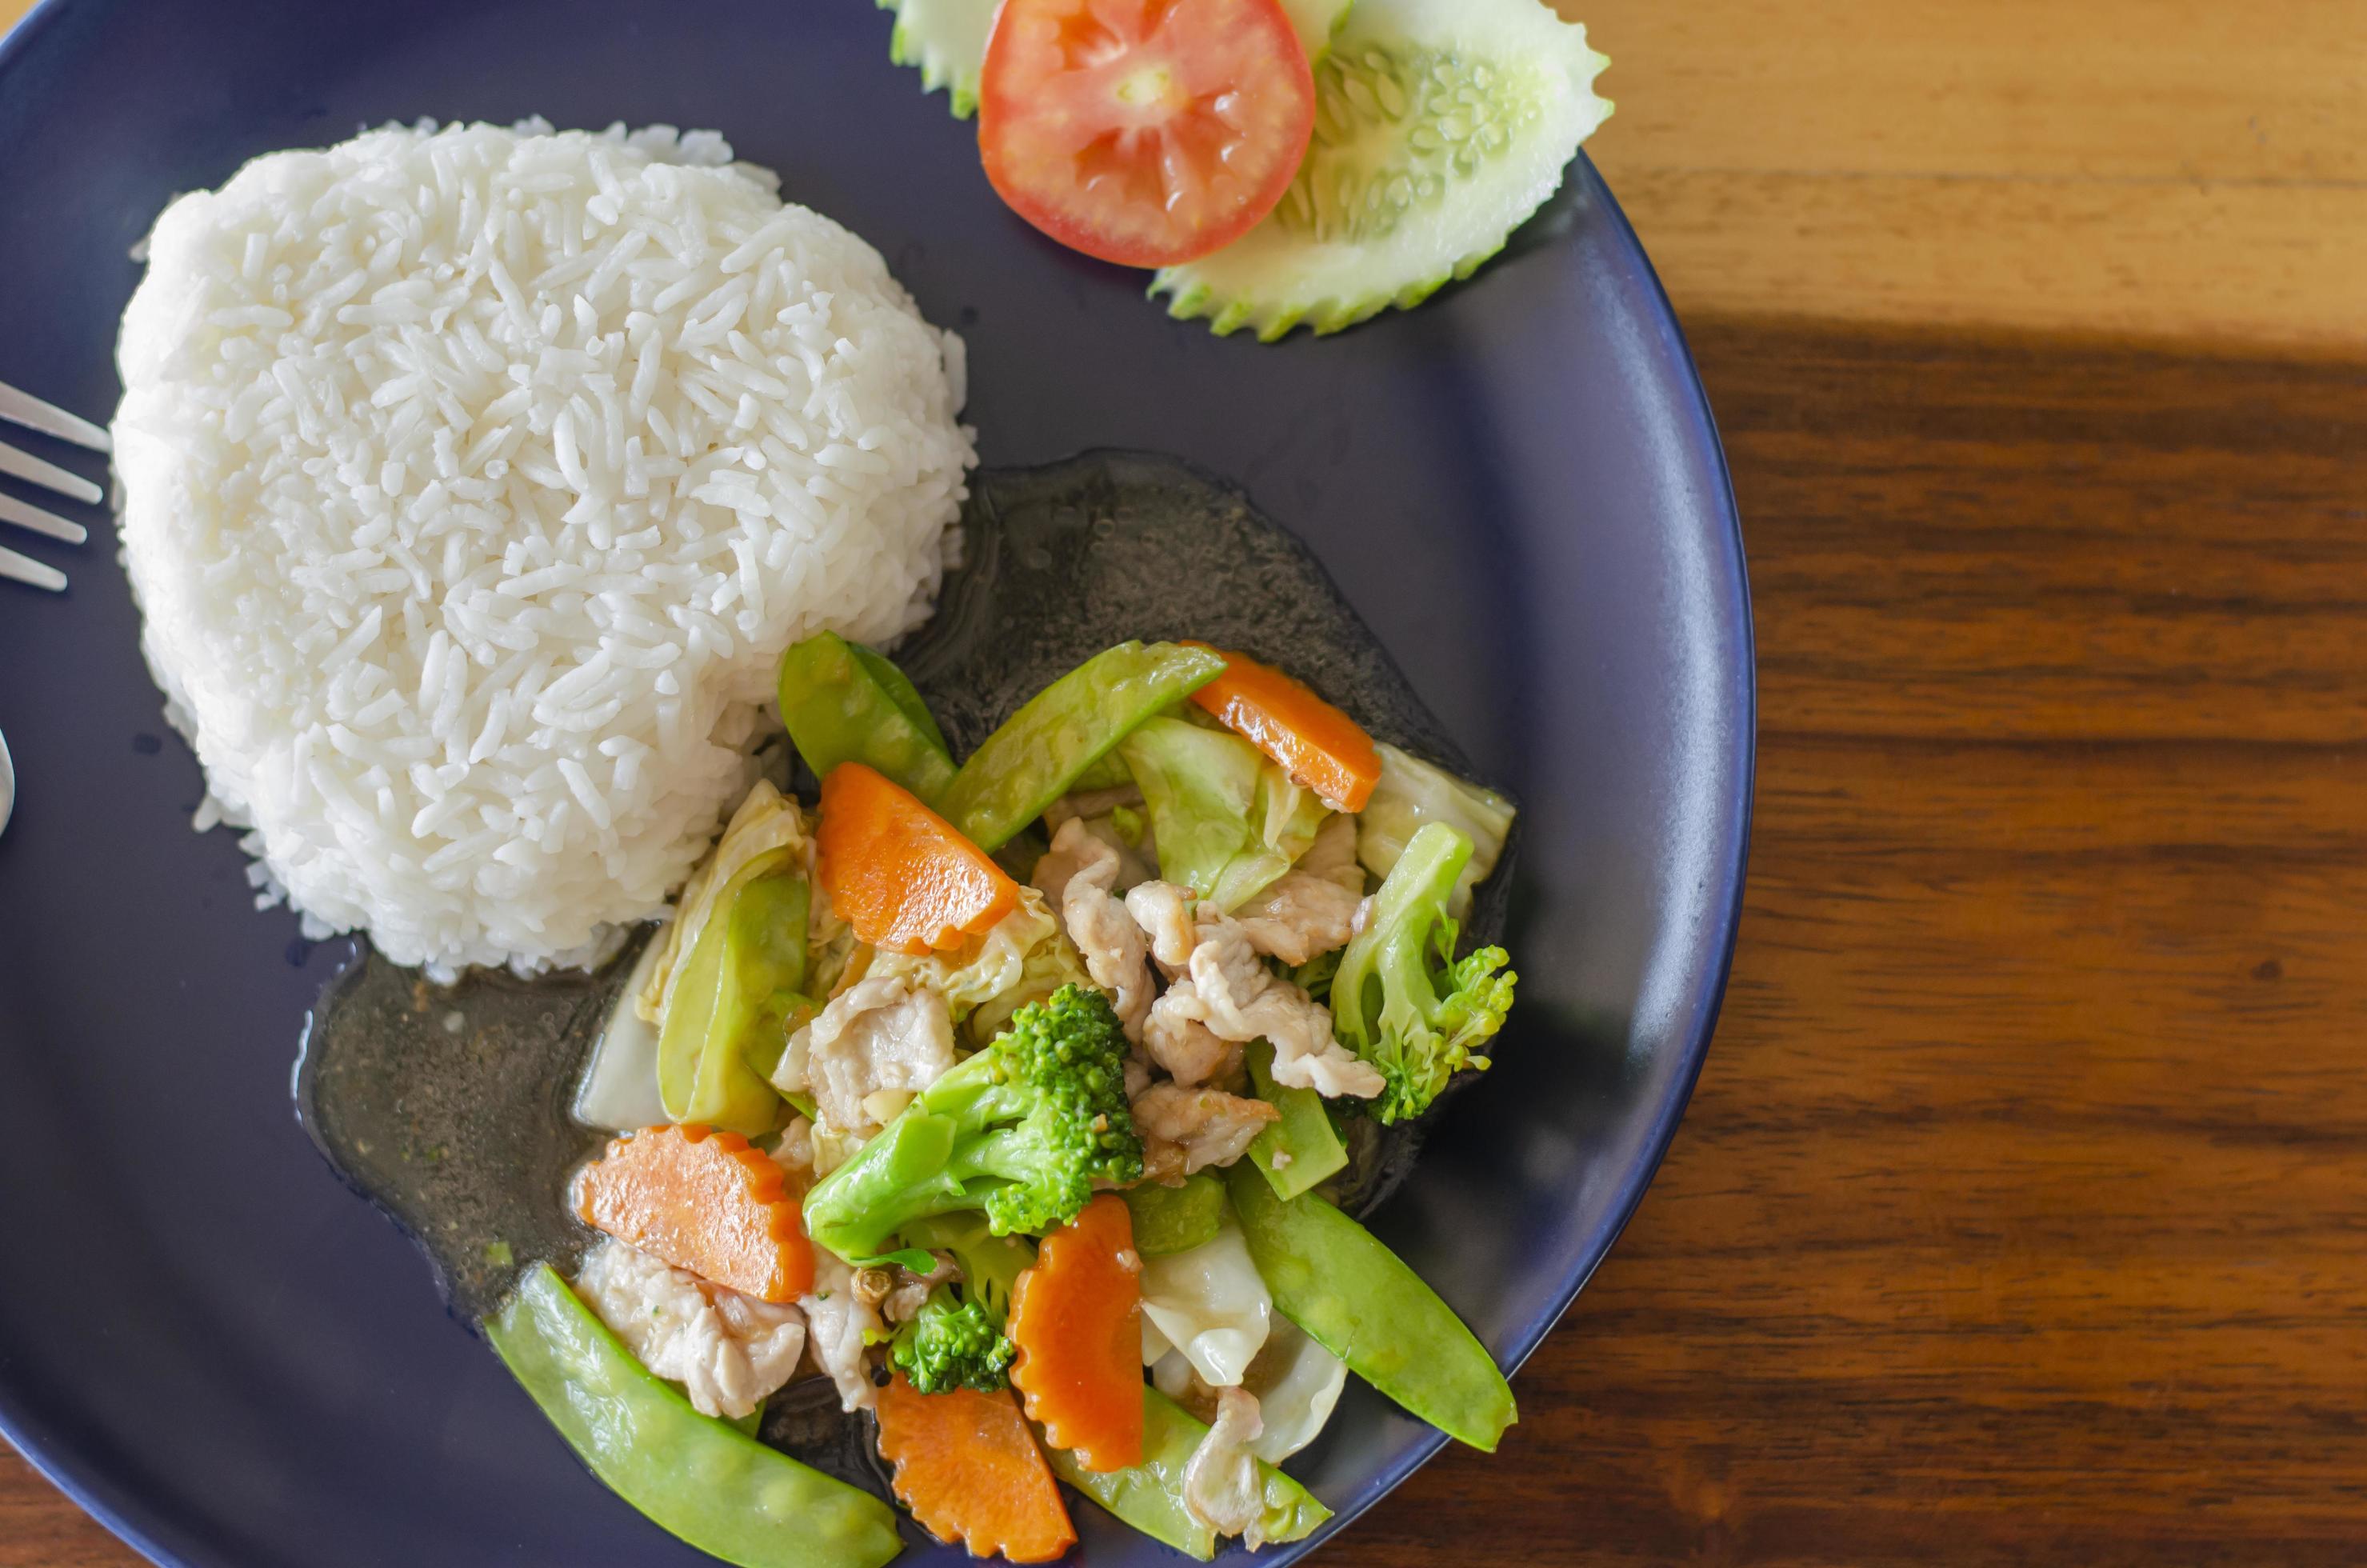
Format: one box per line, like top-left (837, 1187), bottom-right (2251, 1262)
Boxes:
top-left (0, 2), bottom-right (1753, 1564)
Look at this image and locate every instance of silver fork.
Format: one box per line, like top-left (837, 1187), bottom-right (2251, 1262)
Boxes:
top-left (0, 379), bottom-right (110, 593)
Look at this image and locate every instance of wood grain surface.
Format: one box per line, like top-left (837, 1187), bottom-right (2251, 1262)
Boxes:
top-left (6, 2), bottom-right (2365, 1565)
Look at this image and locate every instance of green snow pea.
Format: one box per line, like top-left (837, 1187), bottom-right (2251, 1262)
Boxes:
top-left (488, 1264), bottom-right (904, 1568)
top-left (1243, 1038), bottom-right (1349, 1202)
top-left (1068, 750), bottom-right (1135, 793)
top-left (1048, 1386), bottom-right (1331, 1560)
top-left (1225, 1165), bottom-right (1517, 1452)
top-left (658, 852), bottom-right (807, 1136)
top-left (938, 642), bottom-right (1226, 851)
top-left (777, 632), bottom-right (957, 802)
top-left (1122, 1172), bottom-right (1228, 1258)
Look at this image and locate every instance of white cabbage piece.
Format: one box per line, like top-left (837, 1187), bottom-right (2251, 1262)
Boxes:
top-left (1241, 1318), bottom-right (1346, 1463)
top-left (1150, 1316), bottom-right (1346, 1465)
top-left (1121, 718), bottom-right (1329, 914)
top-left (862, 886), bottom-right (1090, 1043)
top-left (638, 780), bottom-right (811, 1023)
top-left (573, 934), bottom-right (670, 1131)
top-left (1355, 743), bottom-right (1515, 919)
top-left (1138, 1218), bottom-right (1273, 1389)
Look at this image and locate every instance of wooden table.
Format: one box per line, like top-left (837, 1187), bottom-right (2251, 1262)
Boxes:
top-left (6, 2), bottom-right (2365, 1564)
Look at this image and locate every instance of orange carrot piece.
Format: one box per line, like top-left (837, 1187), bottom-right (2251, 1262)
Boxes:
top-left (817, 762), bottom-right (1022, 957)
top-left (876, 1374), bottom-right (1078, 1563)
top-left (1006, 1193), bottom-right (1145, 1473)
top-left (574, 1124), bottom-right (814, 1302)
top-left (1183, 644), bottom-right (1381, 812)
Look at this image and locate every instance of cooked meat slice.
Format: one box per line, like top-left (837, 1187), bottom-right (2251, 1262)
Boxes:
top-left (775, 974), bottom-right (955, 1137)
top-left (1182, 918), bottom-right (1384, 1101)
top-left (1230, 872), bottom-right (1361, 966)
top-left (1232, 812), bottom-right (1365, 964)
top-left (574, 1238), bottom-right (806, 1421)
top-left (1142, 979), bottom-right (1241, 1087)
top-left (1036, 818), bottom-right (1154, 1041)
top-left (1030, 814), bottom-right (1106, 907)
top-left (801, 1247), bottom-right (886, 1412)
top-left (1124, 881), bottom-right (1201, 977)
top-left (1133, 1082), bottom-right (1280, 1182)
top-left (1182, 1387), bottom-right (1270, 1547)
top-left (770, 1115), bottom-right (816, 1176)
top-left (1295, 812), bottom-right (1365, 897)
top-left (1124, 878), bottom-right (1382, 1099)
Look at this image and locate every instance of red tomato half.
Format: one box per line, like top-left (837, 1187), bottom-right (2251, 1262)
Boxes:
top-left (978, 0), bottom-right (1317, 269)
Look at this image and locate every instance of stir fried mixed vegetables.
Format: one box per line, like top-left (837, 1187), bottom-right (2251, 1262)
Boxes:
top-left (497, 636), bottom-right (1520, 1566)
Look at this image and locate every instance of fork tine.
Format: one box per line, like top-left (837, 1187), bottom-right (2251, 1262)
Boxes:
top-left (0, 382), bottom-right (110, 452)
top-left (0, 492), bottom-right (89, 546)
top-left (0, 541), bottom-right (67, 593)
top-left (0, 437), bottom-right (102, 505)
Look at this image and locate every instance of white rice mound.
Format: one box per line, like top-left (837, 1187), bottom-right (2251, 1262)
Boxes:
top-left (114, 120), bottom-right (977, 978)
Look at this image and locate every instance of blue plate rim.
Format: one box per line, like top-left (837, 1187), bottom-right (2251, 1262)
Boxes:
top-left (0, 0), bottom-right (1756, 1559)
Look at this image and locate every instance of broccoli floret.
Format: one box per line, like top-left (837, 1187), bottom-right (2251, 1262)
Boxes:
top-left (889, 1214), bottom-right (1037, 1394)
top-left (890, 1287), bottom-right (1016, 1394)
top-left (1329, 821), bottom-right (1517, 1125)
top-left (802, 984), bottom-right (1145, 1262)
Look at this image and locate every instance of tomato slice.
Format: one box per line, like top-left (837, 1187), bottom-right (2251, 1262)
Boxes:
top-left (978, 0), bottom-right (1317, 269)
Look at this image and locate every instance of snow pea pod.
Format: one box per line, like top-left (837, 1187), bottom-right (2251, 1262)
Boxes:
top-left (1225, 1165), bottom-right (1516, 1451)
top-left (1048, 1386), bottom-right (1330, 1560)
top-left (777, 632), bottom-right (958, 802)
top-left (1122, 1171), bottom-right (1227, 1258)
top-left (939, 642), bottom-right (1227, 851)
top-left (1243, 1038), bottom-right (1348, 1200)
top-left (488, 1264), bottom-right (904, 1568)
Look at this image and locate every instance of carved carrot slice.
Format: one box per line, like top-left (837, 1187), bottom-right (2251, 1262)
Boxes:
top-left (1006, 1193), bottom-right (1145, 1472)
top-left (574, 1124), bottom-right (814, 1302)
top-left (1183, 644), bottom-right (1381, 812)
top-left (817, 762), bottom-right (1022, 956)
top-left (875, 1374), bottom-right (1078, 1563)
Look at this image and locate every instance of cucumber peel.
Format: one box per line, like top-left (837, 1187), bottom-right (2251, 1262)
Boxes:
top-left (1152, 0), bottom-right (1613, 341)
top-left (877, 0), bottom-right (996, 118)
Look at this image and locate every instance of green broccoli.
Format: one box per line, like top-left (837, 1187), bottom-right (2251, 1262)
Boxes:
top-left (1329, 821), bottom-right (1517, 1125)
top-left (802, 984), bottom-right (1145, 1262)
top-left (887, 1214), bottom-right (1036, 1394)
top-left (889, 1289), bottom-right (1014, 1394)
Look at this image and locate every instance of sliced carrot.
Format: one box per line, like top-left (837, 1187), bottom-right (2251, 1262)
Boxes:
top-left (1006, 1193), bottom-right (1145, 1473)
top-left (818, 762), bottom-right (1021, 957)
top-left (574, 1124), bottom-right (814, 1302)
top-left (1183, 643), bottom-right (1381, 812)
top-left (876, 1374), bottom-right (1078, 1563)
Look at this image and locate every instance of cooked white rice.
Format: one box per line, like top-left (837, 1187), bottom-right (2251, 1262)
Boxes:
top-left (114, 120), bottom-right (976, 978)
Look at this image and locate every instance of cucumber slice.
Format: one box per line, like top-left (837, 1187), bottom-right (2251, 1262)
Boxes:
top-left (1151, 0), bottom-right (1613, 341)
top-left (1281, 0), bottom-right (1356, 64)
top-left (878, 0), bottom-right (996, 118)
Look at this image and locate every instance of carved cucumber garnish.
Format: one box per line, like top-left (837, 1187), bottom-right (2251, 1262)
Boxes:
top-left (878, 0), bottom-right (997, 118)
top-left (1151, 0), bottom-right (1612, 340)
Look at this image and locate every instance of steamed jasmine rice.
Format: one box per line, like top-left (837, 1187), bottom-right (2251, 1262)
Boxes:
top-left (112, 119), bottom-right (977, 977)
